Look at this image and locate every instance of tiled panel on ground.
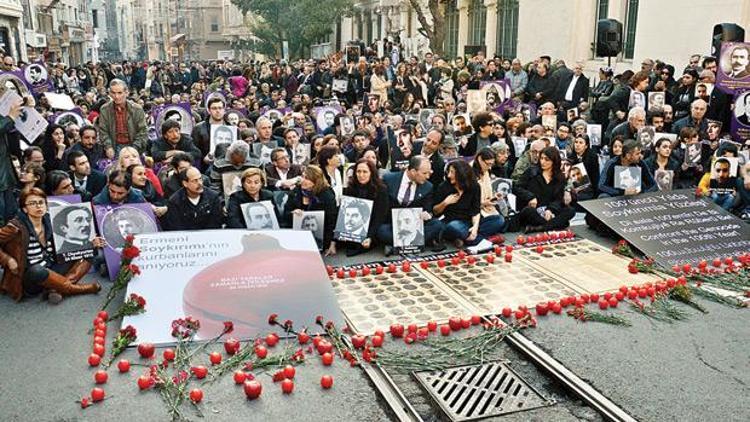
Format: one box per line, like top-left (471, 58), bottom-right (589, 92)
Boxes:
top-left (331, 270), bottom-right (475, 336)
top-left (516, 239), bottom-right (664, 294)
top-left (424, 260), bottom-right (581, 314)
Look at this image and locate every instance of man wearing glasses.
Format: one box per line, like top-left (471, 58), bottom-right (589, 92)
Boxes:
top-left (265, 148), bottom-right (302, 191)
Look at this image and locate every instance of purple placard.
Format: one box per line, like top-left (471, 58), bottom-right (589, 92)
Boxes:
top-left (313, 105), bottom-right (343, 133)
top-left (479, 80), bottom-right (512, 113)
top-left (47, 194), bottom-right (82, 213)
top-left (94, 203), bottom-right (160, 280)
top-left (153, 102), bottom-right (194, 135)
top-left (22, 61), bottom-right (53, 96)
top-left (716, 42), bottom-right (750, 95)
top-left (0, 69), bottom-right (33, 97)
top-left (49, 108), bottom-right (85, 127)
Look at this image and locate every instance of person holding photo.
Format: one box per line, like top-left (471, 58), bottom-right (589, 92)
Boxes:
top-left (598, 140), bottom-right (656, 197)
top-left (225, 168), bottom-right (276, 229)
top-left (644, 137), bottom-right (681, 180)
top-left (569, 134), bottom-right (600, 200)
top-left (342, 159), bottom-right (389, 256)
top-left (433, 160), bottom-right (486, 247)
top-left (697, 143), bottom-right (740, 210)
top-left (472, 148), bottom-right (507, 239)
top-left (284, 165), bottom-right (338, 256)
top-left (0, 188), bottom-right (102, 304)
top-left (514, 147), bottom-right (575, 233)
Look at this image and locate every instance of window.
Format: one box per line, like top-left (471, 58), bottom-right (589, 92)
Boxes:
top-left (92, 9), bottom-right (98, 29)
top-left (623, 0), bottom-right (639, 59)
top-left (467, 0), bottom-right (486, 46)
top-left (211, 17), bottom-right (219, 33)
top-left (495, 0), bottom-right (519, 59)
top-left (444, 0), bottom-right (459, 59)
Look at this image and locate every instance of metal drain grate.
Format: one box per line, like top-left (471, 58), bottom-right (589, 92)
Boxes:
top-left (413, 361), bottom-right (554, 421)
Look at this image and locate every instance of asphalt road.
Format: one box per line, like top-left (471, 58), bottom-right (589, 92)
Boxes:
top-left (0, 225), bottom-right (747, 422)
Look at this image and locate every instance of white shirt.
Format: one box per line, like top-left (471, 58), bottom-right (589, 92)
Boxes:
top-left (274, 167), bottom-right (289, 188)
top-left (74, 175), bottom-right (88, 190)
top-left (397, 172), bottom-right (416, 205)
top-left (565, 75), bottom-right (580, 102)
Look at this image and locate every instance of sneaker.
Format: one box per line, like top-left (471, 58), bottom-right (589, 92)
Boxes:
top-left (48, 291), bottom-right (63, 305)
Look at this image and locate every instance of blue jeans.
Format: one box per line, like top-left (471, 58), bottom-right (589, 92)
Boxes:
top-left (443, 215), bottom-right (505, 245)
top-left (710, 192), bottom-right (735, 210)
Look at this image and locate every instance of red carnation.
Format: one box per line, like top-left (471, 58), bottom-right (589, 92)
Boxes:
top-left (223, 321), bottom-right (234, 334)
top-left (122, 246), bottom-right (141, 260)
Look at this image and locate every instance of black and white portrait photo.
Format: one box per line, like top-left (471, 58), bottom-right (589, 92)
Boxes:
top-left (293, 210), bottom-right (325, 249)
top-left (210, 124), bottom-right (237, 155)
top-left (253, 142), bottom-right (275, 165)
top-left (24, 63), bottom-right (48, 85)
top-left (586, 124), bottom-right (602, 147)
top-left (50, 202), bottom-right (96, 261)
top-left (241, 201), bottom-right (279, 231)
top-left (721, 43), bottom-right (750, 79)
top-left (655, 169), bottom-right (674, 191)
top-left (685, 143), bottom-right (702, 166)
top-left (733, 91), bottom-right (750, 126)
top-left (452, 114), bottom-right (473, 136)
top-left (541, 114), bottom-right (556, 129)
top-left (419, 108), bottom-right (437, 132)
top-left (316, 107), bottom-right (338, 132)
top-left (568, 163), bottom-right (591, 192)
top-left (156, 104), bottom-right (194, 135)
top-left (340, 115), bottom-right (355, 137)
top-left (392, 208), bottom-right (424, 251)
top-left (647, 92), bottom-right (665, 110)
top-left (293, 143), bottom-right (310, 166)
top-left (614, 166), bottom-right (642, 191)
top-left (54, 111), bottom-right (85, 128)
top-left (629, 90), bottom-right (646, 109)
top-left (637, 126), bottom-right (656, 149)
top-left (101, 206), bottom-right (158, 251)
top-left (334, 196), bottom-right (373, 243)
top-left (491, 178), bottom-right (513, 198)
top-left (221, 171), bottom-right (243, 200)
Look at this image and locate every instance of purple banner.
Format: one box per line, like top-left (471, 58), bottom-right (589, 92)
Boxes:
top-left (153, 102), bottom-right (194, 135)
top-left (0, 69), bottom-right (33, 97)
top-left (730, 90), bottom-right (750, 141)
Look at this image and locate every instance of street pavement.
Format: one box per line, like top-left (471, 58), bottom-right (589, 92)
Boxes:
top-left (0, 225), bottom-right (747, 421)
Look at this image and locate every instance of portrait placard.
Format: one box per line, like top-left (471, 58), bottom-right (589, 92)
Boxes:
top-left (654, 170), bottom-right (674, 192)
top-left (221, 171), bottom-right (243, 200)
top-left (334, 196), bottom-right (373, 243)
top-left (293, 211), bottom-right (325, 250)
top-left (392, 208), bottom-right (425, 253)
top-left (647, 92), bottom-right (666, 111)
top-left (241, 201), bottom-right (279, 230)
top-left (716, 42), bottom-right (750, 94)
top-left (567, 163), bottom-right (591, 193)
top-left (466, 90), bottom-right (485, 115)
top-left (94, 203), bottom-right (159, 280)
top-left (210, 124), bottom-right (237, 156)
top-left (614, 166), bottom-right (642, 191)
top-left (586, 123), bottom-right (602, 146)
top-left (50, 202), bottom-right (97, 263)
top-left (154, 102), bottom-right (194, 135)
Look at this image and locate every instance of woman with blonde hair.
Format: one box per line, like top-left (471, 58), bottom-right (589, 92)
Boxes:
top-left (113, 146), bottom-right (163, 197)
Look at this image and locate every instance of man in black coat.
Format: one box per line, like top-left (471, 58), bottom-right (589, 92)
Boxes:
top-left (67, 150), bottom-right (106, 201)
top-left (376, 156), bottom-right (445, 254)
top-left (164, 167), bottom-right (223, 231)
top-left (555, 62), bottom-right (590, 109)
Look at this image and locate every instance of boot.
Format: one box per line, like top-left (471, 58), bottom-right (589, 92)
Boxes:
top-left (65, 260), bottom-right (92, 284)
top-left (42, 270), bottom-right (101, 297)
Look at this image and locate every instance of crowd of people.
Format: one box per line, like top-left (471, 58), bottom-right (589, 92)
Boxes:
top-left (1, 42), bottom-right (749, 304)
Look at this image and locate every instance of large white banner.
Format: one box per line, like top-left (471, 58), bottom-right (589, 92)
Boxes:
top-left (123, 229), bottom-right (344, 345)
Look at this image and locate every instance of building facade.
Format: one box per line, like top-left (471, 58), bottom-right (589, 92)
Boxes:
top-left (0, 0), bottom-right (27, 62)
top-left (338, 0), bottom-right (750, 75)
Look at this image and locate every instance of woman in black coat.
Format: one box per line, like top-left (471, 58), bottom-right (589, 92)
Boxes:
top-left (341, 159), bottom-right (390, 256)
top-left (283, 165), bottom-right (338, 256)
top-left (568, 134), bottom-right (600, 201)
top-left (433, 160), bottom-right (484, 248)
top-left (515, 146), bottom-right (575, 232)
top-left (226, 168), bottom-right (278, 229)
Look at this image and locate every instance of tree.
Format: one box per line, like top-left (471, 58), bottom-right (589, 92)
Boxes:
top-left (231, 0), bottom-right (354, 59)
top-left (407, 0), bottom-right (449, 57)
